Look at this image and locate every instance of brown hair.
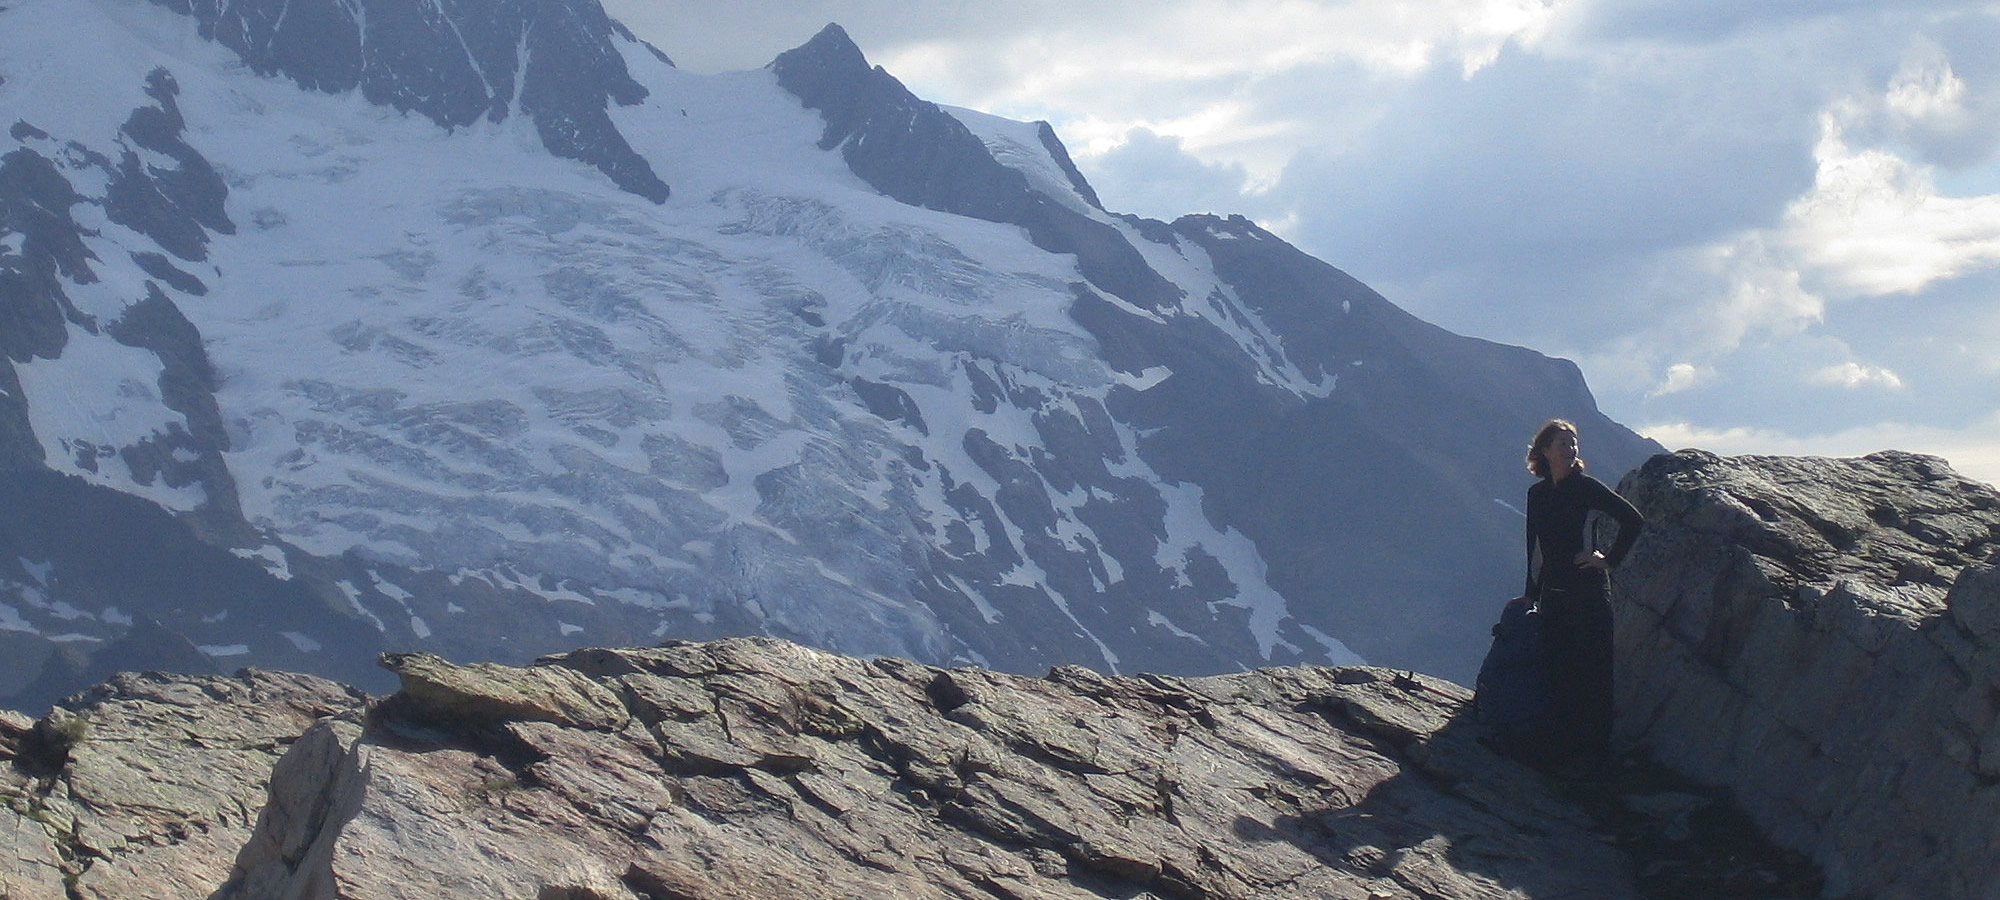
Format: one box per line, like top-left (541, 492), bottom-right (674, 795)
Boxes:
top-left (1526, 418), bottom-right (1584, 479)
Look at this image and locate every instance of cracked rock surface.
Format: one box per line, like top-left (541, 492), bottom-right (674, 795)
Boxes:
top-left (246, 640), bottom-right (1641, 899)
top-left (0, 670), bottom-right (366, 899)
top-left (1616, 449), bottom-right (2000, 900)
top-left (0, 627), bottom-right (1848, 899)
top-left (0, 639), bottom-right (1645, 899)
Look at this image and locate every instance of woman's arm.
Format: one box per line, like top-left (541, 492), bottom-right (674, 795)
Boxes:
top-left (1586, 476), bottom-right (1645, 567)
top-left (1523, 489), bottom-right (1541, 599)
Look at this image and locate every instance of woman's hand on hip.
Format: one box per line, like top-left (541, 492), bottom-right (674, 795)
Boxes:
top-left (1574, 549), bottom-right (1609, 571)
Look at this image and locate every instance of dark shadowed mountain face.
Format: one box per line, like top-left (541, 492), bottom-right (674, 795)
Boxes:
top-left (1104, 213), bottom-right (1658, 678)
top-left (768, 24), bottom-right (1657, 679)
top-left (0, 2), bottom-right (1656, 709)
top-left (149, 0), bottom-right (669, 201)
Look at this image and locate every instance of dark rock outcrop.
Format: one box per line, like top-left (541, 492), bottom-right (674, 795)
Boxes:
top-left (148, 0), bottom-right (669, 202)
top-left (0, 143), bottom-right (96, 469)
top-left (104, 68), bottom-right (234, 263)
top-left (772, 24), bottom-right (1180, 312)
top-left (1615, 450), bottom-right (2000, 899)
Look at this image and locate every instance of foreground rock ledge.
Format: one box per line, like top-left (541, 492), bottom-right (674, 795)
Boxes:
top-left (1, 639), bottom-right (1646, 899)
top-left (1616, 449), bottom-right (2000, 900)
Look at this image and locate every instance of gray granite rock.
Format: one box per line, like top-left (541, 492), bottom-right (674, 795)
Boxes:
top-left (1615, 449), bottom-right (2000, 899)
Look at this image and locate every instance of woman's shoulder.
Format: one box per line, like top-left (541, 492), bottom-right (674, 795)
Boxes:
top-left (1578, 471), bottom-right (1627, 494)
top-left (1537, 471), bottom-right (1612, 498)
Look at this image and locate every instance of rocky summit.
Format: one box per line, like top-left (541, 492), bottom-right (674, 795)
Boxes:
top-left (1615, 449), bottom-right (2000, 900)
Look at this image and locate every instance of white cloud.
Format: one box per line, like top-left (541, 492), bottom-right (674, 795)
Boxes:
top-left (1583, 49), bottom-right (2000, 430)
top-left (1647, 363), bottom-right (1713, 398)
top-left (1809, 362), bottom-right (1906, 390)
top-left (882, 0), bottom-right (1565, 92)
top-left (869, 0), bottom-right (1566, 193)
top-left (1635, 86), bottom-right (2000, 370)
top-left (1779, 108), bottom-right (2000, 297)
top-left (1885, 37), bottom-right (1969, 129)
top-left (1689, 235), bottom-right (1828, 351)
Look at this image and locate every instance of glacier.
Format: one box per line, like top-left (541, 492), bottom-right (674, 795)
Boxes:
top-left (0, 0), bottom-right (1658, 707)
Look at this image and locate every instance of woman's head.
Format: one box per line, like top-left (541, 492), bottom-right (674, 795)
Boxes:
top-left (1527, 418), bottom-right (1584, 479)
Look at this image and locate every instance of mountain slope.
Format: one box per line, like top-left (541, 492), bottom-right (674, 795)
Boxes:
top-left (0, 0), bottom-right (1657, 707)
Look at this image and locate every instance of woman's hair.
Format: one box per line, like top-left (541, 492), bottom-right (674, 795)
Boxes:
top-left (1526, 418), bottom-right (1584, 478)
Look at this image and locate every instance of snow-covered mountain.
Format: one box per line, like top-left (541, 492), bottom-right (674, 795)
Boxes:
top-left (0, 0), bottom-right (1658, 708)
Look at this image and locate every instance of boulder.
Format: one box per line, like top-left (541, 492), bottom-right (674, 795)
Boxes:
top-left (1615, 449), bottom-right (2000, 899)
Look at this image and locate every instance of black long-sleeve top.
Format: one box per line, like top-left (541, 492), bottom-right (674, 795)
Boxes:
top-left (1524, 471), bottom-right (1644, 599)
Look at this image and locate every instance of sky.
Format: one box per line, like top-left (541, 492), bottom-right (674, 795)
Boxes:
top-left (601, 0), bottom-right (2000, 487)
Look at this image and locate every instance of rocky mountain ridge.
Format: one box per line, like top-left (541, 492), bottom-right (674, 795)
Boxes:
top-left (0, 640), bottom-right (1792, 900)
top-left (5, 448), bottom-right (1996, 899)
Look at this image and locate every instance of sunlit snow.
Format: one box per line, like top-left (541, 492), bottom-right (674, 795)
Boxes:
top-left (0, 0), bottom-right (1366, 673)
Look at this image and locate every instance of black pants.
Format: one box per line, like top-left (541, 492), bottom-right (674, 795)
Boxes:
top-left (1538, 573), bottom-right (1613, 760)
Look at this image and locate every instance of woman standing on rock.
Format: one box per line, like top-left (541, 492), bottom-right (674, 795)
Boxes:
top-left (1522, 418), bottom-right (1644, 765)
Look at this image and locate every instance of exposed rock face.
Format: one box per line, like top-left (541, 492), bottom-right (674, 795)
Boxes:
top-left (0, 640), bottom-right (1663, 899)
top-left (148, 0), bottom-right (670, 202)
top-left (0, 669), bottom-right (367, 899)
top-left (229, 639), bottom-right (1648, 899)
top-left (0, 471), bottom-right (392, 707)
top-left (1614, 450), bottom-right (2000, 899)
top-left (771, 24), bottom-right (1177, 312)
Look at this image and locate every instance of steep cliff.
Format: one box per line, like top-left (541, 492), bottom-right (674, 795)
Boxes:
top-left (1615, 449), bottom-right (2000, 899)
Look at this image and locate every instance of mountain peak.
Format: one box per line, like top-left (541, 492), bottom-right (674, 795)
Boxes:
top-left (769, 26), bottom-right (1183, 310)
top-left (145, 0), bottom-right (669, 202)
top-left (793, 22), bottom-right (869, 68)
top-left (769, 22), bottom-right (890, 152)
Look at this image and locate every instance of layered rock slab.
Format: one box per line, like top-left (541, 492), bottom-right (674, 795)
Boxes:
top-left (1615, 450), bottom-right (2000, 899)
top-left (0, 669), bottom-right (368, 899)
top-left (210, 638), bottom-right (1633, 899)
